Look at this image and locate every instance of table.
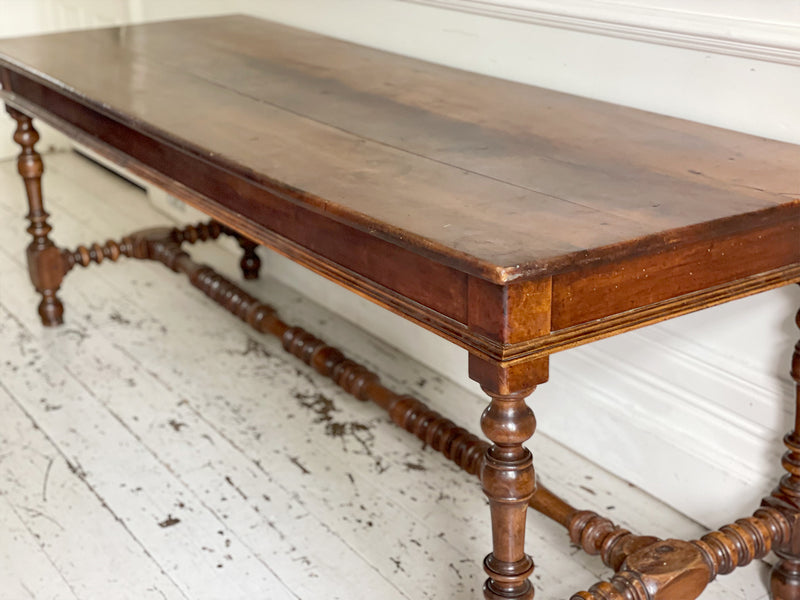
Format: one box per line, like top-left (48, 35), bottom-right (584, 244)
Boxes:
top-left (1, 14), bottom-right (798, 600)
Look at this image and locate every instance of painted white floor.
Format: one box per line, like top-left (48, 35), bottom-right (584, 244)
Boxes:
top-left (0, 151), bottom-right (773, 599)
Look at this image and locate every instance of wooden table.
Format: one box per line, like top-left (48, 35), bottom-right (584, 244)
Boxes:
top-left (1, 14), bottom-right (798, 600)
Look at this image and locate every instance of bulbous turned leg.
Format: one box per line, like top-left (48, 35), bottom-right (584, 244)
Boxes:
top-left (238, 238), bottom-right (261, 280)
top-left (768, 298), bottom-right (800, 600)
top-left (773, 556), bottom-right (800, 600)
top-left (7, 106), bottom-right (65, 326)
top-left (480, 386), bottom-right (537, 600)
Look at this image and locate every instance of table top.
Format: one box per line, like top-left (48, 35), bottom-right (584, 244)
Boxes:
top-left (1, 14), bottom-right (797, 285)
top-left (1, 14), bottom-right (799, 366)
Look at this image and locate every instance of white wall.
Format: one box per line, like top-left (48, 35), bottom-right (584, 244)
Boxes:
top-left (1, 0), bottom-right (798, 528)
top-left (0, 0), bottom-right (138, 158)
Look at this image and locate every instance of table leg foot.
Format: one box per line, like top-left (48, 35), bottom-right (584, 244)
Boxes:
top-left (238, 238), bottom-right (261, 280)
top-left (480, 386), bottom-right (537, 600)
top-left (7, 107), bottom-right (66, 326)
top-left (36, 289), bottom-right (64, 326)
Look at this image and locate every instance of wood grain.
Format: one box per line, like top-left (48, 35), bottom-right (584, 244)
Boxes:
top-left (552, 209), bottom-right (800, 329)
top-left (6, 106), bottom-right (65, 325)
top-left (0, 15), bottom-right (797, 283)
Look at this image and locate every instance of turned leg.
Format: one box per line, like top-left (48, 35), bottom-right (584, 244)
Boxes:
top-left (7, 107), bottom-right (65, 326)
top-left (238, 237), bottom-right (261, 280)
top-left (769, 298), bottom-right (800, 600)
top-left (775, 558), bottom-right (800, 600)
top-left (480, 385), bottom-right (537, 600)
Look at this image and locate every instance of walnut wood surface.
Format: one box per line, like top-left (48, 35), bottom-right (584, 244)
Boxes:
top-left (571, 508), bottom-right (791, 600)
top-left (0, 15), bottom-right (797, 286)
top-left (6, 107), bottom-right (64, 326)
top-left (236, 237), bottom-right (261, 280)
top-left (480, 387), bottom-right (537, 600)
top-left (552, 212), bottom-right (800, 329)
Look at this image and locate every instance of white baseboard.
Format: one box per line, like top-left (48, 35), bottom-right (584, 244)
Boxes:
top-left (539, 310), bottom-right (796, 527)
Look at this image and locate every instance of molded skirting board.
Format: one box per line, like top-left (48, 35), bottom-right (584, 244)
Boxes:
top-left (540, 329), bottom-right (793, 528)
top-left (403, 0), bottom-right (800, 66)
